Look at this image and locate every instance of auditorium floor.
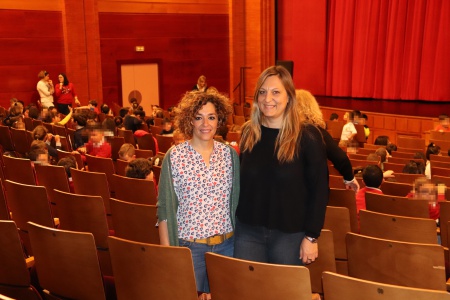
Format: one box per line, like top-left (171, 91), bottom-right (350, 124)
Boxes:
top-left (316, 96), bottom-right (450, 118)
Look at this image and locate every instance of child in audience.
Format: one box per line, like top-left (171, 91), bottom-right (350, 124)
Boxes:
top-left (435, 114), bottom-right (450, 132)
top-left (385, 143), bottom-right (397, 155)
top-left (329, 113), bottom-right (339, 121)
top-left (29, 140), bottom-right (49, 166)
top-left (57, 156), bottom-right (77, 192)
top-left (77, 125), bottom-right (111, 158)
top-left (118, 143), bottom-right (136, 161)
top-left (406, 177), bottom-right (442, 222)
top-left (374, 135), bottom-right (390, 146)
top-left (425, 143), bottom-right (441, 179)
top-left (32, 125), bottom-right (61, 160)
top-left (356, 165), bottom-right (384, 217)
top-left (339, 111), bottom-right (357, 147)
top-left (125, 157), bottom-right (158, 192)
top-left (402, 160), bottom-right (425, 174)
top-left (160, 118), bottom-right (174, 135)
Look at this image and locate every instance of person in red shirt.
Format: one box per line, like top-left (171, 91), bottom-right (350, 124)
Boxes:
top-left (77, 125), bottom-right (111, 159)
top-left (434, 114), bottom-right (450, 132)
top-left (356, 165), bottom-right (384, 220)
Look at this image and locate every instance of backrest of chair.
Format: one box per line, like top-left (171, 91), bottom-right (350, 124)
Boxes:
top-left (149, 125), bottom-right (163, 135)
top-left (328, 188), bottom-right (358, 233)
top-left (108, 236), bottom-right (198, 300)
top-left (53, 189), bottom-right (109, 248)
top-left (0, 220), bottom-right (30, 286)
top-left (154, 134), bottom-right (173, 154)
top-left (2, 155), bottom-right (36, 185)
top-left (136, 134), bottom-right (156, 153)
top-left (34, 164), bottom-right (70, 205)
top-left (85, 154), bottom-right (115, 189)
top-left (226, 131), bottom-right (241, 143)
top-left (359, 210), bottom-right (437, 244)
top-left (328, 175), bottom-right (346, 189)
top-left (325, 120), bottom-right (344, 140)
top-left (431, 160), bottom-right (450, 169)
top-left (134, 149), bottom-right (153, 159)
top-left (322, 271), bottom-right (450, 300)
top-left (383, 162), bottom-right (405, 173)
top-left (430, 131), bottom-right (450, 142)
top-left (380, 180), bottom-right (413, 196)
top-left (391, 151), bottom-right (416, 159)
top-left (354, 124), bottom-right (366, 144)
top-left (388, 156), bottom-right (413, 165)
top-left (356, 147), bottom-right (375, 155)
top-left (27, 222), bottom-right (106, 300)
top-left (10, 128), bottom-right (31, 156)
top-left (4, 180), bottom-right (54, 231)
top-left (432, 175), bottom-right (450, 186)
top-left (390, 173), bottom-right (425, 184)
top-left (234, 104), bottom-right (244, 116)
top-left (365, 192), bottom-right (429, 218)
top-left (439, 201), bottom-right (450, 248)
top-left (109, 136), bottom-right (125, 161)
top-left (0, 179), bottom-right (10, 220)
top-left (112, 174), bottom-right (157, 205)
top-left (397, 147), bottom-right (424, 154)
top-left (346, 233), bottom-right (446, 290)
top-left (52, 124), bottom-right (67, 137)
top-left (23, 117), bottom-right (33, 132)
top-left (397, 136), bottom-right (425, 150)
top-left (71, 168), bottom-right (111, 214)
top-left (117, 129), bottom-right (136, 146)
top-left (153, 165), bottom-right (161, 185)
top-left (430, 154), bottom-right (450, 163)
top-left (0, 125), bottom-right (15, 152)
top-left (115, 159), bottom-right (128, 176)
top-left (57, 149), bottom-right (84, 169)
top-left (233, 115), bottom-right (245, 126)
top-left (205, 252), bottom-right (312, 300)
top-left (110, 198), bottom-right (159, 244)
top-left (305, 229), bottom-right (336, 294)
top-left (323, 206), bottom-right (351, 260)
top-left (431, 166), bottom-right (450, 177)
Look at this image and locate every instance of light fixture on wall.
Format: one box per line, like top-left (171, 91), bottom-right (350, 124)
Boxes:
top-left (135, 46), bottom-right (145, 52)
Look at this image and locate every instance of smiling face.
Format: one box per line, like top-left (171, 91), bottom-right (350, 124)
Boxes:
top-left (257, 75), bottom-right (289, 127)
top-left (191, 102), bottom-right (218, 143)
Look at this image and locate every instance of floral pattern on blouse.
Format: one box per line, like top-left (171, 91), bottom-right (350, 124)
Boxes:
top-left (171, 141), bottom-right (233, 240)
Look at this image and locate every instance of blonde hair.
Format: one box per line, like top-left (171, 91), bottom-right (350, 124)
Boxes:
top-left (240, 65), bottom-right (304, 163)
top-left (296, 89), bottom-right (326, 129)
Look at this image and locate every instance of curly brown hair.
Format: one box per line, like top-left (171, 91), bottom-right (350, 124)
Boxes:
top-left (174, 91), bottom-right (232, 139)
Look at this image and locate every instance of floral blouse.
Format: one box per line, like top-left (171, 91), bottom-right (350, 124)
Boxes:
top-left (170, 141), bottom-right (233, 240)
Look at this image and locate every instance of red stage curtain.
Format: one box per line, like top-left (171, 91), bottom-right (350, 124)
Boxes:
top-left (326, 0), bottom-right (450, 101)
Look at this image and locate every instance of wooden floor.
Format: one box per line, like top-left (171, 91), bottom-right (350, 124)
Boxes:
top-left (316, 96), bottom-right (450, 118)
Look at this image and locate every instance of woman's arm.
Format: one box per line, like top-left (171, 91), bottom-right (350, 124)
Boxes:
top-left (158, 221), bottom-right (170, 246)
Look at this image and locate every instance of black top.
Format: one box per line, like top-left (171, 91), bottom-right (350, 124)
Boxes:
top-left (236, 124), bottom-right (329, 238)
top-left (320, 127), bottom-right (354, 181)
top-left (123, 115), bottom-right (142, 133)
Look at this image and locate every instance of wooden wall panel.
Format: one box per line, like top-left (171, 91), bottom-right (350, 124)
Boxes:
top-left (99, 12), bottom-right (230, 109)
top-left (0, 10), bottom-right (64, 108)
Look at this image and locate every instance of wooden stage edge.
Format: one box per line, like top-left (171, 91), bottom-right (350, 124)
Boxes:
top-left (316, 96), bottom-right (450, 119)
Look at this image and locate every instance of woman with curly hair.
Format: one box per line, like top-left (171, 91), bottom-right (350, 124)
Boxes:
top-left (234, 66), bottom-right (329, 266)
top-left (157, 91), bottom-right (240, 293)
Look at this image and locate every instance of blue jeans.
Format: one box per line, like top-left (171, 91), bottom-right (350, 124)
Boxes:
top-left (179, 235), bottom-right (234, 293)
top-left (234, 219), bottom-right (305, 265)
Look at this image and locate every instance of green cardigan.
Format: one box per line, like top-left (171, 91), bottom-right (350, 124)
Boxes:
top-left (156, 144), bottom-right (240, 246)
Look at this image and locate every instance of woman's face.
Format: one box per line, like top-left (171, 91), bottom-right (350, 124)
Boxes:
top-left (257, 75), bottom-right (289, 126)
top-left (192, 102), bottom-right (218, 142)
top-left (58, 74), bottom-right (64, 83)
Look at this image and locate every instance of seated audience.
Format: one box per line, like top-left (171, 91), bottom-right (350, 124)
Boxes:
top-left (123, 109), bottom-right (143, 133)
top-left (385, 143), bottom-right (397, 155)
top-left (356, 165), bottom-right (384, 217)
top-left (407, 177), bottom-right (442, 221)
top-left (435, 114), bottom-right (450, 132)
top-left (118, 143), bottom-right (136, 161)
top-left (160, 118), bottom-right (174, 135)
top-left (88, 99), bottom-right (100, 114)
top-left (425, 143), bottom-right (441, 179)
top-left (72, 113), bottom-right (89, 150)
top-left (32, 125), bottom-right (60, 159)
top-left (29, 140), bottom-right (49, 166)
top-left (329, 113), bottom-right (339, 121)
top-left (57, 156), bottom-right (77, 192)
top-left (77, 124), bottom-right (111, 158)
top-left (402, 160), bottom-right (425, 174)
top-left (374, 135), bottom-right (390, 146)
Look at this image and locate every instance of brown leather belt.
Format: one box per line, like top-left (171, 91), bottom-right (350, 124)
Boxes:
top-left (185, 232), bottom-right (234, 246)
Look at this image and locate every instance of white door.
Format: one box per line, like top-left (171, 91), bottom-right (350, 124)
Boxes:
top-left (121, 63), bottom-right (159, 114)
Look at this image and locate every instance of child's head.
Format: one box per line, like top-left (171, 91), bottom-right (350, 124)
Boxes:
top-left (366, 153), bottom-right (380, 164)
top-left (162, 118), bottom-right (172, 131)
top-left (87, 124), bottom-right (105, 144)
top-left (329, 113), bottom-right (339, 121)
top-left (57, 156), bottom-right (77, 178)
top-left (439, 114), bottom-right (449, 128)
top-left (375, 147), bottom-right (389, 163)
top-left (426, 142), bottom-right (441, 161)
top-left (374, 135), bottom-right (390, 146)
top-left (402, 160), bottom-right (425, 174)
top-left (362, 165), bottom-right (383, 188)
top-left (125, 158), bottom-right (153, 181)
top-left (32, 125), bottom-right (48, 141)
top-left (118, 143), bottom-right (136, 161)
top-left (88, 100), bottom-right (98, 110)
top-left (385, 143), bottom-right (397, 155)
top-left (29, 140), bottom-right (48, 164)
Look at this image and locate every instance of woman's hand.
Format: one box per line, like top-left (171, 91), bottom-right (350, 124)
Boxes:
top-left (299, 237), bottom-right (318, 265)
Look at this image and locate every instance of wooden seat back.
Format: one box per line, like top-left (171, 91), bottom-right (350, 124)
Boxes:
top-left (117, 128), bottom-right (136, 146)
top-left (27, 222), bottom-right (106, 300)
top-left (322, 271), bottom-right (450, 300)
top-left (0, 220), bottom-right (42, 300)
top-left (85, 154), bottom-right (116, 192)
top-left (0, 125), bottom-right (15, 152)
top-left (154, 134), bottom-right (173, 153)
top-left (205, 252), bottom-right (312, 300)
top-left (136, 134), bottom-right (157, 153)
top-left (112, 174), bottom-right (157, 205)
top-left (397, 136), bottom-right (425, 150)
top-left (108, 236), bottom-right (198, 300)
top-left (390, 173), bottom-right (425, 184)
top-left (365, 192), bottom-right (429, 218)
top-left (359, 210), bottom-right (437, 244)
top-left (110, 198), bottom-right (159, 244)
top-left (380, 181), bottom-right (412, 196)
top-left (57, 149), bottom-right (84, 169)
top-left (2, 155), bottom-right (35, 185)
top-left (328, 188), bottom-right (358, 233)
top-left (10, 127), bottom-right (31, 157)
top-left (346, 233), bottom-right (446, 290)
